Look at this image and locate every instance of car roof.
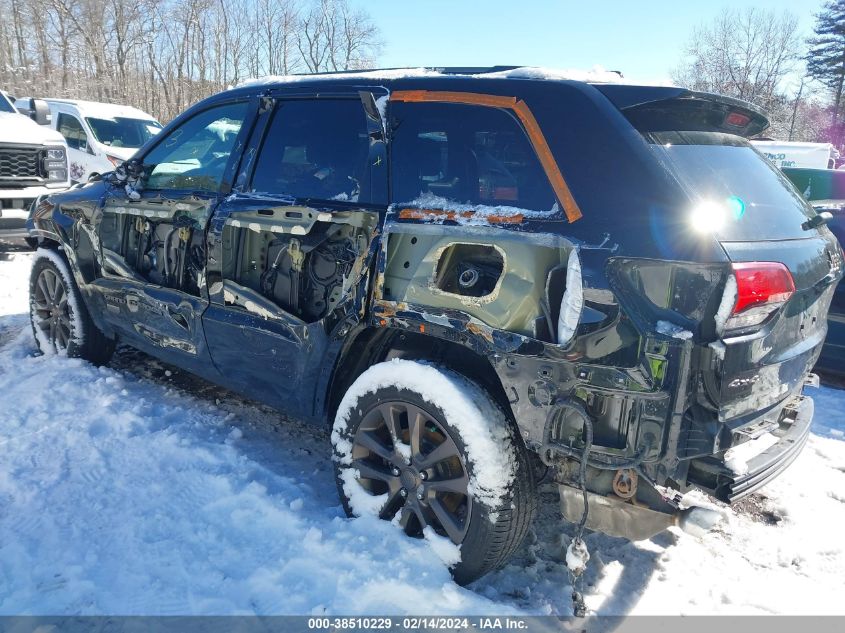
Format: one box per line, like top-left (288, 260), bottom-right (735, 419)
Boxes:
top-left (43, 98), bottom-right (159, 122)
top-left (228, 65), bottom-right (628, 94)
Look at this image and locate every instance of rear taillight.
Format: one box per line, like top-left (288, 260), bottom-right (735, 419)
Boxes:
top-left (719, 262), bottom-right (795, 333)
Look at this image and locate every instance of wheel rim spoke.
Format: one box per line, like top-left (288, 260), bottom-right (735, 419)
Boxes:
top-left (378, 486), bottom-right (405, 521)
top-left (53, 281), bottom-right (65, 307)
top-left (429, 497), bottom-right (467, 543)
top-left (417, 439), bottom-right (457, 470)
top-left (412, 504), bottom-right (429, 531)
top-left (356, 429), bottom-right (402, 466)
top-left (398, 506), bottom-right (414, 533)
top-left (378, 403), bottom-right (403, 444)
top-left (351, 458), bottom-right (393, 484)
top-left (427, 472), bottom-right (468, 495)
top-left (36, 275), bottom-right (50, 303)
top-left (406, 404), bottom-right (425, 458)
top-left (46, 270), bottom-right (58, 301)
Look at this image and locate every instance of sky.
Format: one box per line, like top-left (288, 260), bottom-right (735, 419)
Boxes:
top-left (364, 0), bottom-right (824, 86)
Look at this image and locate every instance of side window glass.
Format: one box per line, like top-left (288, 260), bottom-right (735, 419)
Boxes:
top-left (250, 99), bottom-right (371, 203)
top-left (57, 113), bottom-right (88, 151)
top-left (390, 102), bottom-right (556, 212)
top-left (144, 101), bottom-right (248, 192)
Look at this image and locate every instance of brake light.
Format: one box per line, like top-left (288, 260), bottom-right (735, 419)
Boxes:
top-left (732, 262), bottom-right (795, 313)
top-left (725, 111), bottom-right (751, 127)
top-left (719, 262), bottom-right (795, 333)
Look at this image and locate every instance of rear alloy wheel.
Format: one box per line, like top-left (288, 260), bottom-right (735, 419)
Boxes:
top-left (29, 250), bottom-right (115, 363)
top-left (351, 400), bottom-right (472, 543)
top-left (333, 360), bottom-right (536, 584)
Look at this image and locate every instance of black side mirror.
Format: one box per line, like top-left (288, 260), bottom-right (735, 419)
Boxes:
top-left (31, 99), bottom-right (51, 126)
top-left (802, 211), bottom-right (833, 231)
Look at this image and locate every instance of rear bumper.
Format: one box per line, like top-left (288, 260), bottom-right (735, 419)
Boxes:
top-left (686, 393), bottom-right (813, 502)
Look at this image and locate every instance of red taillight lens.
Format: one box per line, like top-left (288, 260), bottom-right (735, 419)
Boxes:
top-left (732, 262), bottom-right (795, 314)
top-left (725, 111), bottom-right (751, 127)
top-left (719, 262), bottom-right (795, 334)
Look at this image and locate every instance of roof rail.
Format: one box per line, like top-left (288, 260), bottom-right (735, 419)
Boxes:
top-left (288, 66), bottom-right (525, 77)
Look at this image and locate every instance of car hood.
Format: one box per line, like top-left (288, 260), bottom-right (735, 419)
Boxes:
top-left (0, 111), bottom-right (66, 146)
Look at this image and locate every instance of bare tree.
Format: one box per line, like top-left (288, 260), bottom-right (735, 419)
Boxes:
top-left (0, 0), bottom-right (383, 122)
top-left (297, 0), bottom-right (382, 73)
top-left (672, 8), bottom-right (801, 113)
top-left (670, 8), bottom-right (834, 141)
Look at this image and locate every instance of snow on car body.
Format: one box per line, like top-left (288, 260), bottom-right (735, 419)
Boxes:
top-left (25, 66), bottom-right (843, 582)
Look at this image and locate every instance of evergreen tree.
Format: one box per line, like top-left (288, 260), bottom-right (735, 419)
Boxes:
top-left (807, 0), bottom-right (845, 124)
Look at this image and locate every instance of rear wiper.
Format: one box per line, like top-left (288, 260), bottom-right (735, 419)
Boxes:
top-left (802, 211), bottom-right (833, 231)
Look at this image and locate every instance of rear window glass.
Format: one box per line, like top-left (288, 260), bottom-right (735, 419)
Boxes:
top-left (391, 102), bottom-right (556, 213)
top-left (647, 131), bottom-right (814, 241)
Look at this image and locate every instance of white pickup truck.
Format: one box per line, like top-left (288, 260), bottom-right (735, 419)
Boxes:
top-left (0, 92), bottom-right (70, 242)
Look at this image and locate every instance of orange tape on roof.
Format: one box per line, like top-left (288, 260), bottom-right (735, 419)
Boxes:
top-left (391, 90), bottom-right (583, 223)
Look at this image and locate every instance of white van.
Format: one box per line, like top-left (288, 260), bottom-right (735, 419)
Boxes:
top-left (30, 99), bottom-right (162, 182)
top-left (751, 140), bottom-right (839, 170)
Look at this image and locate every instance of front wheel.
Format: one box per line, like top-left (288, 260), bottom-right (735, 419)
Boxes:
top-left (29, 249), bottom-right (115, 363)
top-left (332, 360), bottom-right (536, 584)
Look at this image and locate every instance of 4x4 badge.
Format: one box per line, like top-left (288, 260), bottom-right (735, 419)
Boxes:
top-left (828, 248), bottom-right (842, 275)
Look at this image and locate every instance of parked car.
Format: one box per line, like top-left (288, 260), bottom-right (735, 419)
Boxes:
top-left (26, 67), bottom-right (843, 583)
top-left (0, 93), bottom-right (69, 244)
top-left (16, 97), bottom-right (162, 183)
top-left (782, 167), bottom-right (845, 374)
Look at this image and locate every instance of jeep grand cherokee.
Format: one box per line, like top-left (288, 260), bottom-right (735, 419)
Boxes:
top-left (26, 67), bottom-right (842, 583)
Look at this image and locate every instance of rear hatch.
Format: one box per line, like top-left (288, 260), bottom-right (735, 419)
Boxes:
top-left (600, 87), bottom-right (844, 425)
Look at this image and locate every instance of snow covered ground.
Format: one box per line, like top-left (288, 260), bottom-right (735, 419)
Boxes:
top-left (1, 244), bottom-right (844, 616)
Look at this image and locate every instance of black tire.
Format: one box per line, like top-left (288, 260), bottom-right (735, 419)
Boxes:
top-left (332, 360), bottom-right (536, 584)
top-left (29, 249), bottom-right (115, 364)
top-left (24, 237), bottom-right (38, 250)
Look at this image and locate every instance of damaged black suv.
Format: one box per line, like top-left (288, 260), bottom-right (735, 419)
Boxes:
top-left (27, 67), bottom-right (843, 583)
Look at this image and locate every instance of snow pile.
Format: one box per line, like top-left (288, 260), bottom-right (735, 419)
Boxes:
top-left (0, 256), bottom-right (518, 615)
top-left (332, 359), bottom-right (516, 511)
top-left (235, 66), bottom-right (625, 90)
top-left (655, 320), bottom-right (693, 340)
top-left (485, 65), bottom-right (624, 84)
top-left (1, 249), bottom-right (845, 616)
top-left (394, 192), bottom-right (559, 226)
top-left (723, 432), bottom-right (780, 476)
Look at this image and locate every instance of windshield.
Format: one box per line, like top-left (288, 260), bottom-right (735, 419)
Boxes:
top-left (0, 93), bottom-right (14, 113)
top-left (86, 116), bottom-right (162, 149)
top-left (647, 131), bottom-right (815, 241)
